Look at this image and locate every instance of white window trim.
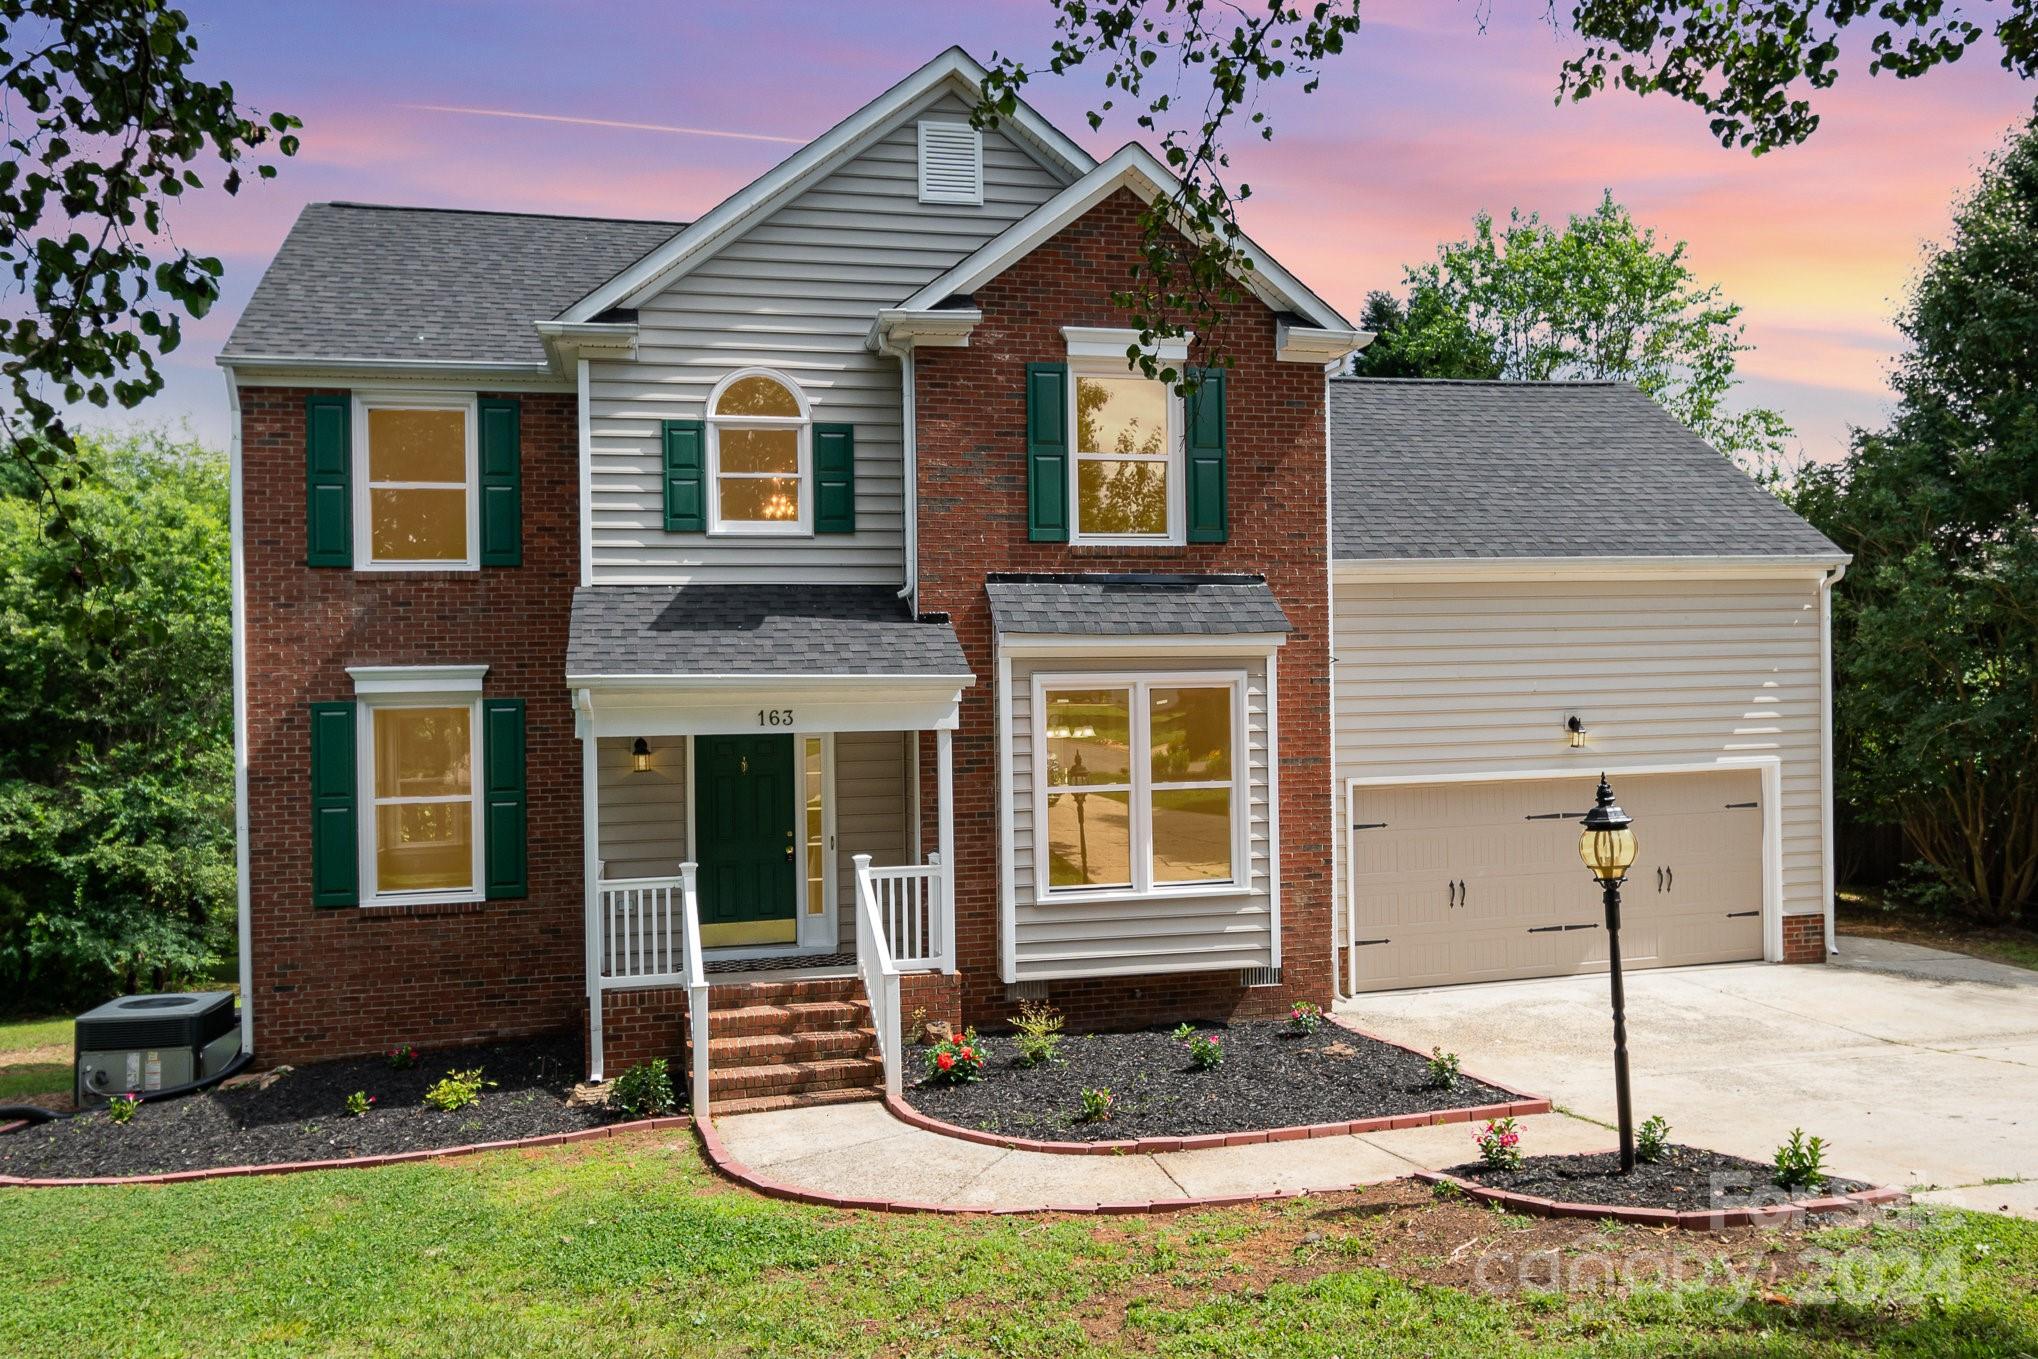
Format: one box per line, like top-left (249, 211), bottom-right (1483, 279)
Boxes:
top-left (705, 367), bottom-right (813, 538)
top-left (351, 390), bottom-right (480, 572)
top-left (1030, 669), bottom-right (1248, 904)
top-left (1062, 331), bottom-right (1188, 547)
top-left (352, 671), bottom-right (488, 908)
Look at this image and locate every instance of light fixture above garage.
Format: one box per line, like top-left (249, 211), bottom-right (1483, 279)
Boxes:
top-left (1565, 714), bottom-right (1587, 749)
top-left (631, 737), bottom-right (653, 774)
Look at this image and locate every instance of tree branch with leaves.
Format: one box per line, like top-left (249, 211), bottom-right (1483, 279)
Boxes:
top-left (0, 0), bottom-right (297, 543)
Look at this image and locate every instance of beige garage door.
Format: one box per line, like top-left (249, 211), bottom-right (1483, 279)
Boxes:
top-left (1349, 769), bottom-right (1765, 992)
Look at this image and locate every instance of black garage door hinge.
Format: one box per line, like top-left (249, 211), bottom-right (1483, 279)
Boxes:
top-left (1725, 801), bottom-right (1759, 809)
top-left (1524, 810), bottom-right (1590, 821)
top-left (1353, 937), bottom-right (1391, 947)
top-left (1726, 910), bottom-right (1760, 919)
top-left (1352, 822), bottom-right (1389, 831)
top-left (1527, 922), bottom-right (1600, 934)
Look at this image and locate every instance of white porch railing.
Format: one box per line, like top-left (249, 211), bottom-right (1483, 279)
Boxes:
top-left (865, 854), bottom-right (952, 972)
top-left (592, 866), bottom-right (710, 1112)
top-left (852, 853), bottom-right (903, 1097)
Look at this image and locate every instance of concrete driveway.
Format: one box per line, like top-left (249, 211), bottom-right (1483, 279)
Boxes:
top-left (1336, 937), bottom-right (2038, 1217)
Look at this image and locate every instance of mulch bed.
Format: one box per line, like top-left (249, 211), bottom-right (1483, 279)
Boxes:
top-left (1446, 1144), bottom-right (1870, 1212)
top-left (0, 1035), bottom-right (622, 1179)
top-left (900, 1020), bottom-right (1513, 1142)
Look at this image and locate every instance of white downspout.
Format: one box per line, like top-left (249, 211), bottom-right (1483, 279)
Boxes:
top-left (882, 335), bottom-right (918, 613)
top-left (222, 367), bottom-right (255, 1054)
top-left (1819, 560), bottom-right (1848, 957)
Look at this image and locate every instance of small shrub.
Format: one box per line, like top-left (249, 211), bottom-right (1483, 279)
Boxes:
top-left (1010, 999), bottom-right (1065, 1068)
top-left (611, 1059), bottom-right (677, 1118)
top-left (923, 1028), bottom-right (986, 1086)
top-left (1425, 1047), bottom-right (1462, 1090)
top-left (423, 1067), bottom-right (494, 1112)
top-left (1285, 1001), bottom-right (1323, 1035)
top-left (385, 1044), bottom-right (420, 1070)
top-left (1637, 1114), bottom-right (1671, 1164)
top-left (344, 1091), bottom-right (376, 1118)
top-left (1773, 1128), bottom-right (1828, 1191)
top-left (1180, 1029), bottom-right (1224, 1071)
top-left (105, 1093), bottom-right (141, 1125)
top-left (1077, 1087), bottom-right (1114, 1123)
top-left (1475, 1116), bottom-right (1522, 1170)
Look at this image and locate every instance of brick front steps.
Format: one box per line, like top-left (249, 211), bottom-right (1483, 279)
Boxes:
top-left (1412, 1167), bottom-right (1909, 1232)
top-left (699, 977), bottom-right (883, 1107)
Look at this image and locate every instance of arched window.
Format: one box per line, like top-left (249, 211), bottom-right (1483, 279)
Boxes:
top-left (706, 369), bottom-right (810, 534)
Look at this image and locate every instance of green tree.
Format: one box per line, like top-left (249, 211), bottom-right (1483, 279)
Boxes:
top-left (0, 431), bottom-right (234, 1008)
top-left (1788, 112), bottom-right (2038, 924)
top-left (0, 2), bottom-right (296, 530)
top-left (1362, 193), bottom-right (1790, 463)
top-left (1350, 287), bottom-right (1503, 381)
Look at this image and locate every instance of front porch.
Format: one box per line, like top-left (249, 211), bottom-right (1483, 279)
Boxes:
top-left (568, 583), bottom-right (974, 1104)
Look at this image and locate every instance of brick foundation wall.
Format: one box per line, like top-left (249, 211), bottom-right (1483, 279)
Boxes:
top-left (240, 387), bottom-right (584, 1067)
top-left (912, 189), bottom-right (1336, 1033)
top-left (898, 971), bottom-right (963, 1041)
top-left (594, 986), bottom-right (692, 1074)
top-left (1781, 912), bottom-right (1827, 963)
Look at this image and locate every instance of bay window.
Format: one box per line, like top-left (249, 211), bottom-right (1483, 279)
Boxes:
top-left (1036, 673), bottom-right (1242, 897)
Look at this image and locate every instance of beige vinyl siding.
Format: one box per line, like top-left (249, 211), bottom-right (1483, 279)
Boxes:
top-left (1332, 575), bottom-right (1827, 926)
top-left (588, 90), bottom-right (1070, 583)
top-left (597, 736), bottom-right (687, 879)
top-left (1008, 654), bottom-right (1276, 980)
top-left (831, 729), bottom-right (912, 950)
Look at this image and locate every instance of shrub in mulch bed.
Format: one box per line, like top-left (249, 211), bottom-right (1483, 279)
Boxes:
top-left (0, 1035), bottom-right (623, 1180)
top-left (900, 1020), bottom-right (1515, 1142)
top-left (1444, 1145), bottom-right (1871, 1213)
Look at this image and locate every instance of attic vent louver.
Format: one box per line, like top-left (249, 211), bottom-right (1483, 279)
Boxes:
top-left (918, 120), bottom-right (983, 205)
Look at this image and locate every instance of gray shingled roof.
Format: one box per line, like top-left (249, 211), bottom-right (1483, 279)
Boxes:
top-left (568, 585), bottom-right (972, 679)
top-left (1328, 379), bottom-right (1844, 561)
top-left (221, 203), bottom-right (684, 367)
top-left (985, 575), bottom-right (1292, 636)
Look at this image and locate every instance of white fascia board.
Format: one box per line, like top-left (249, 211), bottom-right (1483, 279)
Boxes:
top-left (994, 632), bottom-right (1288, 657)
top-left (568, 672), bottom-right (976, 691)
top-left (1331, 554), bottom-right (1853, 584)
top-left (223, 357), bottom-right (571, 393)
top-left (562, 48), bottom-right (1094, 322)
top-left (348, 664), bottom-right (489, 696)
top-left (535, 319), bottom-right (639, 368)
top-left (897, 142), bottom-right (1353, 333)
top-left (1276, 322), bottom-right (1372, 366)
top-left (868, 307), bottom-right (983, 353)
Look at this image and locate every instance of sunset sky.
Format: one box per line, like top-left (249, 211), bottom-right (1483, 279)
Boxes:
top-left (141, 1), bottom-right (2033, 462)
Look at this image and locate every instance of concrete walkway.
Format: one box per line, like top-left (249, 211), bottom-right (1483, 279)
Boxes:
top-left (714, 1100), bottom-right (1609, 1209)
top-left (1335, 937), bottom-right (2038, 1218)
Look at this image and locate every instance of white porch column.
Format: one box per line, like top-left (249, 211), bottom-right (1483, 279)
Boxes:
top-left (579, 699), bottom-right (605, 1081)
top-left (936, 725), bottom-right (955, 972)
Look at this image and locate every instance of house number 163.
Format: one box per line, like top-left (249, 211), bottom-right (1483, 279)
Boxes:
top-left (758, 708), bottom-right (794, 727)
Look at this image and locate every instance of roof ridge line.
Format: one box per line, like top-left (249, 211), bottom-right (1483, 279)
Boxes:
top-left (319, 200), bottom-right (688, 228)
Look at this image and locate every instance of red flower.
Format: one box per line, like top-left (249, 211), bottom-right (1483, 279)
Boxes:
top-left (959, 1046), bottom-right (975, 1062)
top-left (936, 1052), bottom-right (955, 1071)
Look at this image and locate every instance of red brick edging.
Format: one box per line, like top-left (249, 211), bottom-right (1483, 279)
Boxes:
top-left (879, 1014), bottom-right (1553, 1155)
top-left (1412, 1166), bottom-right (1909, 1232)
top-left (0, 1115), bottom-right (696, 1189)
top-left (689, 1112), bottom-right (1371, 1216)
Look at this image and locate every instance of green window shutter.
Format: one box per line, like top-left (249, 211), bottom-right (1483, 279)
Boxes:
top-left (1185, 366), bottom-right (1228, 544)
top-left (662, 419), bottom-right (706, 532)
top-left (305, 394), bottom-right (352, 567)
top-left (482, 698), bottom-right (528, 900)
top-left (813, 422), bottom-right (856, 533)
top-left (1025, 362), bottom-right (1069, 542)
top-left (477, 396), bottom-right (522, 566)
top-left (309, 702), bottom-right (359, 908)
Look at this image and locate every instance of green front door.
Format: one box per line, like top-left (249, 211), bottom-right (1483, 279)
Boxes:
top-left (694, 734), bottom-right (798, 947)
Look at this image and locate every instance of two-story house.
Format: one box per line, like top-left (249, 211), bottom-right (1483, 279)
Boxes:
top-left (220, 48), bottom-right (1846, 1110)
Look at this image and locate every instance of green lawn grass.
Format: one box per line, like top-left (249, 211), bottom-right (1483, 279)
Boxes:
top-left (0, 1017), bottom-right (71, 1105)
top-left (0, 1131), bottom-right (2032, 1358)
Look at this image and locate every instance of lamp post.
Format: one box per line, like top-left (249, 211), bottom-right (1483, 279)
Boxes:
top-left (1578, 773), bottom-right (1639, 1173)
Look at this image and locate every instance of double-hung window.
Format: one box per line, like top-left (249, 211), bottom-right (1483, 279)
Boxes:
top-left (1065, 329), bottom-right (1186, 545)
top-left (1035, 674), bottom-right (1243, 898)
top-left (354, 394), bottom-right (478, 569)
top-left (351, 667), bottom-right (488, 905)
top-left (707, 368), bottom-right (810, 534)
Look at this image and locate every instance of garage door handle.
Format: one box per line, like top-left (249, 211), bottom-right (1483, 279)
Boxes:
top-left (1666, 866), bottom-right (1673, 890)
top-left (1655, 866), bottom-right (1663, 893)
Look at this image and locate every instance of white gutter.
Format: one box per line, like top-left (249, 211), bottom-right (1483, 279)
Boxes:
top-left (1819, 559), bottom-right (1849, 956)
top-left (222, 366), bottom-right (254, 1055)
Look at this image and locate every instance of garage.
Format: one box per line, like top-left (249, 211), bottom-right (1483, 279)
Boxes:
top-left (1347, 769), bottom-right (1766, 992)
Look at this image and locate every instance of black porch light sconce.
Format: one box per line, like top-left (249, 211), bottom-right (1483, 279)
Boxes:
top-left (1565, 714), bottom-right (1588, 749)
top-left (631, 737), bottom-right (653, 774)
top-left (1579, 774), bottom-right (1640, 1173)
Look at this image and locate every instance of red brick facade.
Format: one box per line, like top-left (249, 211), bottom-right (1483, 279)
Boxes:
top-left (1781, 912), bottom-right (1827, 963)
top-left (911, 190), bottom-right (1336, 1032)
top-left (239, 387), bottom-right (585, 1066)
